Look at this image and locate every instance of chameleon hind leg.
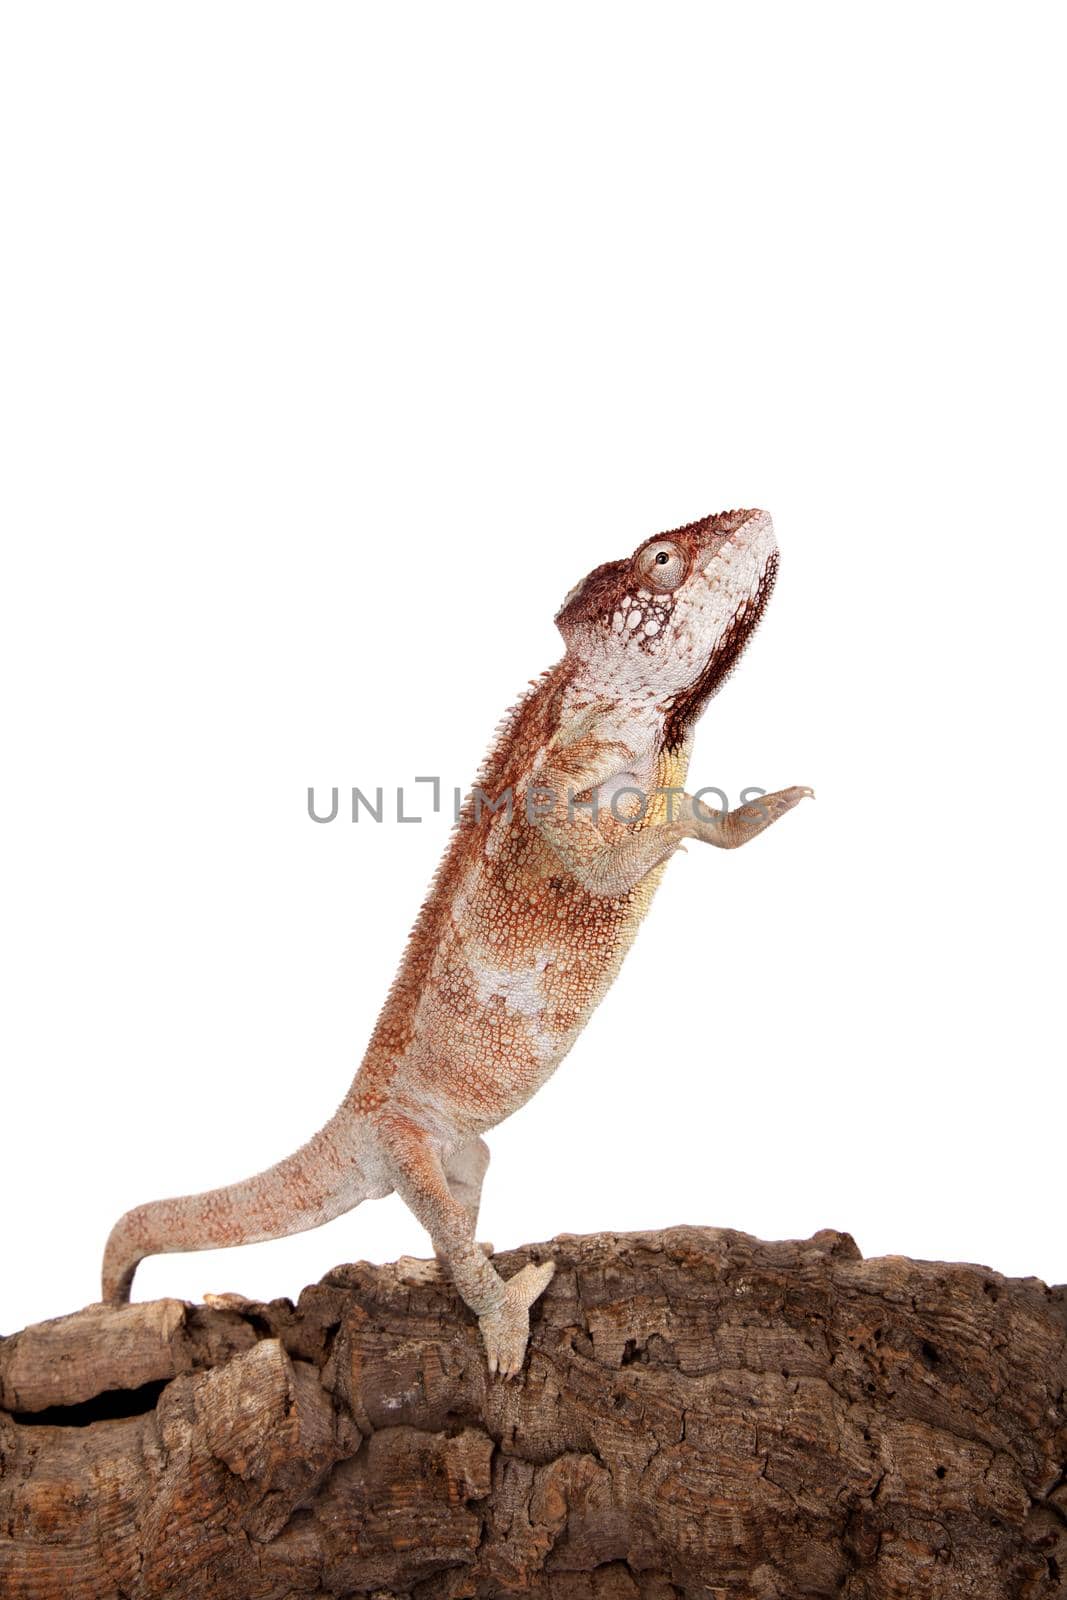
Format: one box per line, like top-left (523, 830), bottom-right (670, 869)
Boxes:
top-left (434, 1136), bottom-right (494, 1260)
top-left (377, 1115), bottom-right (553, 1379)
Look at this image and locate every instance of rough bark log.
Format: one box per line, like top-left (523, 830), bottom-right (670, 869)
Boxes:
top-left (1, 1227), bottom-right (1065, 1599)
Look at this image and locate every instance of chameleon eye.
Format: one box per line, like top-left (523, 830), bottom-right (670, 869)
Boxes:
top-left (636, 541), bottom-right (686, 592)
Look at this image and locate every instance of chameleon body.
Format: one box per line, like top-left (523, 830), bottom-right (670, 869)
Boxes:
top-left (104, 508), bottom-right (812, 1376)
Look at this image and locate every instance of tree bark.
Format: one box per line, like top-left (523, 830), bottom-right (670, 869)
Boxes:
top-left (1, 1227), bottom-right (1065, 1599)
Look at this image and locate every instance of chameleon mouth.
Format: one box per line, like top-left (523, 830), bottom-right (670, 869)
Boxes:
top-left (701, 508), bottom-right (775, 574)
top-left (661, 548), bottom-right (780, 752)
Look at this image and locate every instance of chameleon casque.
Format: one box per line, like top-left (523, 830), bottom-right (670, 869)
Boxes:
top-left (104, 507), bottom-right (812, 1377)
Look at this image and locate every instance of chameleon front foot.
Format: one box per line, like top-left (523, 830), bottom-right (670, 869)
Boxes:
top-left (479, 1259), bottom-right (556, 1379)
top-left (689, 784), bottom-right (815, 850)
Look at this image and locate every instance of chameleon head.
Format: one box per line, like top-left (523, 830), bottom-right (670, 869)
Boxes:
top-left (555, 508), bottom-right (779, 741)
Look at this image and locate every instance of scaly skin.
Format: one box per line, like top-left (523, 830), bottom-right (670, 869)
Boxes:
top-left (103, 508), bottom-right (812, 1377)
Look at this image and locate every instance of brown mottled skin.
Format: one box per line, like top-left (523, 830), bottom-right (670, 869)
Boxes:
top-left (104, 508), bottom-right (812, 1376)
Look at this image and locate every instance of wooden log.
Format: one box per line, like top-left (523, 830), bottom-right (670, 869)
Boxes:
top-left (1, 1227), bottom-right (1064, 1598)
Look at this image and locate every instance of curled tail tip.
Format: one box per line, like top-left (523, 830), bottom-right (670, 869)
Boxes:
top-left (102, 1217), bottom-right (141, 1304)
top-left (101, 1252), bottom-right (139, 1304)
top-left (101, 1263), bottom-right (137, 1304)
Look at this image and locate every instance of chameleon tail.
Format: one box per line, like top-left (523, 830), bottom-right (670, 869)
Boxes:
top-left (101, 1107), bottom-right (369, 1303)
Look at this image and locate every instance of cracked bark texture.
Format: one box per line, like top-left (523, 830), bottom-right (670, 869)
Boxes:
top-left (1, 1228), bottom-right (1065, 1599)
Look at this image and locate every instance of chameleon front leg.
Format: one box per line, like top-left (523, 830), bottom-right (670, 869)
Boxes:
top-left (533, 715), bottom-right (812, 898)
top-left (377, 1116), bottom-right (553, 1378)
top-left (686, 785), bottom-right (814, 849)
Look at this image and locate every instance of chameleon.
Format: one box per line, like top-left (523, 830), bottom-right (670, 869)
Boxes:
top-left (103, 507), bottom-right (812, 1377)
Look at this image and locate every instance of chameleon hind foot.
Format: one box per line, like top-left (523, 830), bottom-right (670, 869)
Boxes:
top-left (397, 1242), bottom-right (496, 1285)
top-left (425, 1240), bottom-right (496, 1277)
top-left (480, 1258), bottom-right (556, 1379)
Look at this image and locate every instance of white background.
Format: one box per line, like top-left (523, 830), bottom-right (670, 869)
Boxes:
top-left (1, 4), bottom-right (1063, 1334)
